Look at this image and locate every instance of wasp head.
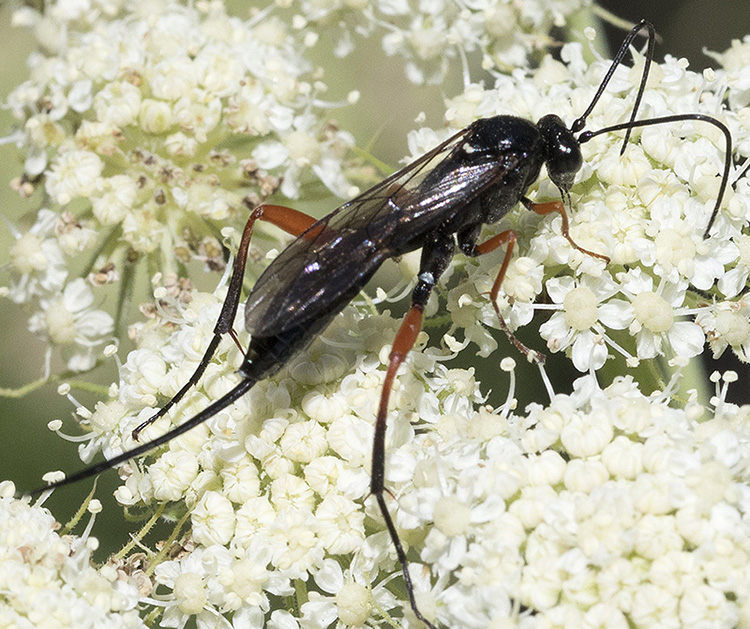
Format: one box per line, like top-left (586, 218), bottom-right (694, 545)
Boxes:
top-left (537, 114), bottom-right (582, 194)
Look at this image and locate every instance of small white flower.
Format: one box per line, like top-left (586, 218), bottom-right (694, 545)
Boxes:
top-left (718, 233), bottom-right (750, 297)
top-left (154, 546), bottom-right (221, 627)
top-left (314, 494), bottom-right (365, 554)
top-left (698, 298), bottom-right (750, 361)
top-left (220, 456), bottom-right (261, 503)
top-left (45, 149), bottom-right (103, 205)
top-left (27, 278), bottom-right (114, 370)
top-left (279, 420), bottom-right (328, 463)
top-left (194, 43), bottom-right (245, 97)
top-left (117, 348), bottom-right (167, 406)
top-left (191, 491), bottom-right (236, 547)
top-left (270, 474), bottom-right (316, 513)
top-left (599, 269), bottom-right (705, 360)
top-left (91, 175), bottom-right (138, 225)
top-left (217, 555), bottom-right (271, 611)
top-left (150, 57), bottom-right (199, 102)
top-left (268, 507), bottom-right (324, 579)
top-left (539, 273), bottom-right (620, 371)
top-left (253, 114), bottom-right (354, 198)
top-left (138, 98), bottom-right (174, 134)
top-left (6, 208), bottom-right (67, 303)
top-left (93, 80), bottom-right (142, 127)
top-left (149, 450), bottom-right (200, 502)
top-left (120, 206), bottom-right (167, 253)
top-left (299, 559), bottom-right (396, 628)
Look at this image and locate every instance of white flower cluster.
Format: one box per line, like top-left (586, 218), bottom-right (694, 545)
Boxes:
top-left (7, 5), bottom-right (750, 627)
top-left (62, 274), bottom-right (750, 627)
top-left (79, 281), bottom-right (481, 626)
top-left (0, 481), bottom-right (146, 628)
top-left (395, 372), bottom-right (750, 628)
top-left (3, 207), bottom-right (113, 370)
top-left (2, 0), bottom-right (355, 371)
top-left (403, 42), bottom-right (750, 370)
top-left (290, 0), bottom-right (591, 83)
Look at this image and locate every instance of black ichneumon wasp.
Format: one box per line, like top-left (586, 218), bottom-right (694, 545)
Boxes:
top-left (31, 19), bottom-right (732, 628)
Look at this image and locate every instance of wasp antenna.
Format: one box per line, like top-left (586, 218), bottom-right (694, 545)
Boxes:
top-left (734, 156), bottom-right (750, 186)
top-left (572, 18), bottom-right (655, 155)
top-left (579, 113), bottom-right (733, 238)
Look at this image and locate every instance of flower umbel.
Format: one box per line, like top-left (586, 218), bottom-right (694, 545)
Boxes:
top-left (2, 3), bottom-right (750, 628)
top-left (56, 281), bottom-right (750, 626)
top-left (2, 0), bottom-right (356, 372)
top-left (291, 0), bottom-right (592, 84)
top-left (0, 481), bottom-right (146, 628)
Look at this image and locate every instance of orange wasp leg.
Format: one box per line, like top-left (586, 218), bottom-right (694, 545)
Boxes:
top-left (472, 228), bottom-right (544, 362)
top-left (370, 236), bottom-right (457, 629)
top-left (371, 302), bottom-right (438, 629)
top-left (522, 197), bottom-right (610, 262)
top-left (468, 198), bottom-right (610, 364)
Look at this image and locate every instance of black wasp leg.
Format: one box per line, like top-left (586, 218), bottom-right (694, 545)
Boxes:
top-left (521, 197), bottom-right (610, 263)
top-left (371, 236), bottom-right (454, 629)
top-left (131, 204), bottom-right (320, 440)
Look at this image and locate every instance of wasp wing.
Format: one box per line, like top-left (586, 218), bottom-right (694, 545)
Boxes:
top-left (245, 127), bottom-right (518, 337)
